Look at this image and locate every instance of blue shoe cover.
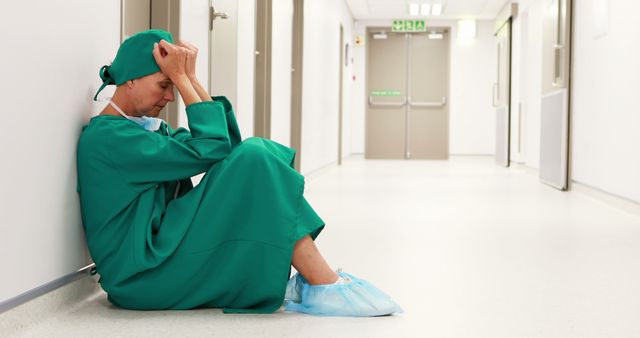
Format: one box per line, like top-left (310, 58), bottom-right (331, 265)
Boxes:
top-left (285, 272), bottom-right (307, 304)
top-left (284, 270), bottom-right (403, 317)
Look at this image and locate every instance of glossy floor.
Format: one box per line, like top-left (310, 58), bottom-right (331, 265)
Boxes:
top-left (10, 156), bottom-right (640, 337)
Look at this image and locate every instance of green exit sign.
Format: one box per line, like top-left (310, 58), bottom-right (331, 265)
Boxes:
top-left (392, 20), bottom-right (427, 32)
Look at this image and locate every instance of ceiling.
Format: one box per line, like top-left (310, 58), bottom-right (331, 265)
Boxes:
top-left (345, 0), bottom-right (510, 20)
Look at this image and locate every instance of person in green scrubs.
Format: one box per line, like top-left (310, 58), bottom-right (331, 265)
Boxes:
top-left (77, 30), bottom-right (401, 316)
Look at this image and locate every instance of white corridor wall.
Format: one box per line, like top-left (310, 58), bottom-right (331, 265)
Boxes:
top-left (570, 0), bottom-right (640, 203)
top-left (300, 0), bottom-right (355, 174)
top-left (0, 1), bottom-right (119, 302)
top-left (0, 0), bottom-right (356, 305)
top-left (515, 0), bottom-right (640, 203)
top-left (270, 0), bottom-right (294, 147)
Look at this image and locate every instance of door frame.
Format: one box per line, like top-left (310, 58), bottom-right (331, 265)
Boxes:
top-left (495, 19), bottom-right (512, 167)
top-left (151, 0), bottom-right (180, 129)
top-left (493, 3), bottom-right (517, 167)
top-left (290, 0), bottom-right (303, 172)
top-left (254, 0), bottom-right (272, 139)
top-left (338, 24), bottom-right (344, 165)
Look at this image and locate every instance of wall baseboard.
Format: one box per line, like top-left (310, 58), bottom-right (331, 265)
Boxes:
top-left (571, 181), bottom-right (640, 219)
top-left (303, 160), bottom-right (339, 180)
top-left (516, 163), bottom-right (640, 219)
top-left (448, 153), bottom-right (494, 157)
top-left (0, 265), bottom-right (102, 336)
top-left (516, 163), bottom-right (539, 176)
top-left (508, 163), bottom-right (640, 218)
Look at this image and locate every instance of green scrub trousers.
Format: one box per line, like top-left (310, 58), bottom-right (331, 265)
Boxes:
top-left (76, 96), bottom-right (325, 314)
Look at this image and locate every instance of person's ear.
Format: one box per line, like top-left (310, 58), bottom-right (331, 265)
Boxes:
top-left (126, 79), bottom-right (135, 89)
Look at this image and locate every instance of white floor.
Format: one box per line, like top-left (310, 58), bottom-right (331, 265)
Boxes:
top-left (9, 156), bottom-right (640, 338)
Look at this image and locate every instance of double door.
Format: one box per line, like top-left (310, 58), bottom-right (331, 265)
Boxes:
top-left (366, 29), bottom-right (450, 159)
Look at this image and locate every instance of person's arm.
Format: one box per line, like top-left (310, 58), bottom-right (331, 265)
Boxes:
top-left (189, 76), bottom-right (213, 103)
top-left (164, 90), bottom-right (242, 148)
top-left (153, 40), bottom-right (201, 106)
top-left (174, 75), bottom-right (202, 106)
top-left (211, 95), bottom-right (242, 148)
top-left (175, 40), bottom-right (241, 147)
top-left (177, 39), bottom-right (212, 103)
top-left (108, 100), bottom-right (231, 186)
top-left (187, 73), bottom-right (242, 148)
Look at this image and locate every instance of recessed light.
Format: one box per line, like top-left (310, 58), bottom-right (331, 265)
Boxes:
top-left (432, 4), bottom-right (443, 16)
top-left (457, 19), bottom-right (476, 40)
top-left (409, 3), bottom-right (419, 16)
top-left (421, 4), bottom-right (431, 16)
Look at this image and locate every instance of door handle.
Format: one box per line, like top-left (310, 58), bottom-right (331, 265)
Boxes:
top-left (408, 97), bottom-right (447, 108)
top-left (209, 6), bottom-right (230, 30)
top-left (492, 83), bottom-right (499, 107)
top-left (552, 44), bottom-right (563, 86)
top-left (212, 10), bottom-right (229, 20)
top-left (368, 96), bottom-right (406, 107)
top-left (553, 0), bottom-right (565, 87)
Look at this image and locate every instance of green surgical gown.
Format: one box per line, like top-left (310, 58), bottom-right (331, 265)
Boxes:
top-left (76, 96), bottom-right (325, 314)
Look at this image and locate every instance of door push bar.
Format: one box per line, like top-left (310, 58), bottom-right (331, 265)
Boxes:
top-left (368, 96), bottom-right (407, 107)
top-left (368, 96), bottom-right (447, 108)
top-left (408, 96), bottom-right (447, 108)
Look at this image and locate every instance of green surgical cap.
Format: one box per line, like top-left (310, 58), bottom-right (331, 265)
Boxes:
top-left (93, 29), bottom-right (174, 101)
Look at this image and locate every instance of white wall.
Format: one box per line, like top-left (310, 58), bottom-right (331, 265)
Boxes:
top-left (449, 20), bottom-right (497, 155)
top-left (236, 0), bottom-right (256, 139)
top-left (351, 19), bottom-right (497, 156)
top-left (351, 21), bottom-right (368, 155)
top-left (300, 0), bottom-right (355, 174)
top-left (0, 1), bottom-right (119, 302)
top-left (514, 0), bottom-right (639, 203)
top-left (570, 0), bottom-right (640, 203)
top-left (341, 25), bottom-right (356, 162)
top-left (270, 0), bottom-right (294, 147)
top-left (177, 0), bottom-right (211, 130)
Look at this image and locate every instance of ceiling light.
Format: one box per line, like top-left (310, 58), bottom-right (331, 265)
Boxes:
top-left (457, 19), bottom-right (476, 40)
top-left (420, 4), bottom-right (430, 16)
top-left (409, 3), bottom-right (419, 16)
top-left (431, 4), bottom-right (443, 16)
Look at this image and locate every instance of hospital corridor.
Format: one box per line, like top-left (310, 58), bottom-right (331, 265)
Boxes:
top-left (1, 0), bottom-right (639, 337)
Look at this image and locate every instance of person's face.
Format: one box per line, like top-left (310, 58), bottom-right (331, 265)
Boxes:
top-left (127, 71), bottom-right (175, 117)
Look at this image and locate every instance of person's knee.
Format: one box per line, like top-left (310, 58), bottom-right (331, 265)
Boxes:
top-left (232, 137), bottom-right (270, 163)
